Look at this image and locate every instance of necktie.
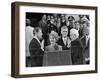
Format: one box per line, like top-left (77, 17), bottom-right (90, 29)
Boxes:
top-left (86, 36), bottom-right (89, 46)
top-left (64, 37), bottom-right (67, 45)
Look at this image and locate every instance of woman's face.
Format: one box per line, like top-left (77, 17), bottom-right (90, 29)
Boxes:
top-left (49, 35), bottom-right (56, 45)
top-left (75, 23), bottom-right (80, 30)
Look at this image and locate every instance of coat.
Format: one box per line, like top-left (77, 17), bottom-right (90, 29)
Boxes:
top-left (57, 37), bottom-right (71, 50)
top-left (29, 38), bottom-right (44, 67)
top-left (80, 36), bottom-right (90, 64)
top-left (71, 38), bottom-right (84, 65)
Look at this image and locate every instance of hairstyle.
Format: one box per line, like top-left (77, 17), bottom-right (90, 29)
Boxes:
top-left (70, 28), bottom-right (79, 39)
top-left (33, 27), bottom-right (42, 35)
top-left (49, 31), bottom-right (59, 41)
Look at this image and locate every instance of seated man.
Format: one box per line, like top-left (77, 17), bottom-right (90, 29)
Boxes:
top-left (29, 27), bottom-right (44, 67)
top-left (57, 25), bottom-right (71, 50)
top-left (70, 29), bottom-right (84, 65)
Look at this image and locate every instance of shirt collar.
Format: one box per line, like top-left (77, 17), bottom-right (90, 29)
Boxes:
top-left (34, 36), bottom-right (41, 44)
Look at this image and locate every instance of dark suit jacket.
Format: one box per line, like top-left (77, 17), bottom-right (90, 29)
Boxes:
top-left (29, 38), bottom-right (44, 67)
top-left (38, 20), bottom-right (48, 40)
top-left (81, 36), bottom-right (90, 63)
top-left (71, 38), bottom-right (84, 65)
top-left (57, 37), bottom-right (70, 50)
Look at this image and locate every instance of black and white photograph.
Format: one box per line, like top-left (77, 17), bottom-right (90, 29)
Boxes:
top-left (11, 2), bottom-right (97, 78)
top-left (25, 13), bottom-right (90, 67)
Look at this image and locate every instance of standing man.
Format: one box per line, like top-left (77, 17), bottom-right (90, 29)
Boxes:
top-left (57, 25), bottom-right (71, 50)
top-left (81, 26), bottom-right (90, 64)
top-left (26, 19), bottom-right (34, 67)
top-left (38, 14), bottom-right (48, 46)
top-left (67, 16), bottom-right (75, 37)
top-left (29, 27), bottom-right (44, 67)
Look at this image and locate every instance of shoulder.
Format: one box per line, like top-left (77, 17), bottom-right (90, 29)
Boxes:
top-left (57, 37), bottom-right (62, 42)
top-left (71, 38), bottom-right (80, 46)
top-left (80, 36), bottom-right (85, 40)
top-left (30, 38), bottom-right (38, 44)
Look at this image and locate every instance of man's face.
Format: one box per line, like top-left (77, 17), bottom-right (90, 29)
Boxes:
top-left (61, 14), bottom-right (66, 21)
top-left (61, 27), bottom-right (68, 37)
top-left (83, 27), bottom-right (90, 36)
top-left (42, 15), bottom-right (46, 20)
top-left (75, 22), bottom-right (80, 30)
top-left (37, 29), bottom-right (43, 40)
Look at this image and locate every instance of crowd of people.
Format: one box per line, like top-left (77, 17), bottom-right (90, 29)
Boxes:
top-left (26, 14), bottom-right (90, 67)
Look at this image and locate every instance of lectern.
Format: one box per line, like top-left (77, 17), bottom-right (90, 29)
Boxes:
top-left (43, 50), bottom-right (72, 66)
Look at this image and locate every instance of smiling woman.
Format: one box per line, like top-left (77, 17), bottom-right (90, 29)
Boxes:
top-left (45, 31), bottom-right (62, 52)
top-left (11, 2), bottom-right (97, 78)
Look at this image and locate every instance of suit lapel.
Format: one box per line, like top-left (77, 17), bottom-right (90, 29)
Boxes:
top-left (34, 38), bottom-right (41, 48)
top-left (61, 38), bottom-right (66, 46)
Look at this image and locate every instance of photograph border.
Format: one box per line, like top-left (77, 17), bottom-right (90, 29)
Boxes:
top-left (11, 2), bottom-right (98, 78)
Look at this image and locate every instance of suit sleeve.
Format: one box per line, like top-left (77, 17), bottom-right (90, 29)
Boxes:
top-left (29, 39), bottom-right (44, 56)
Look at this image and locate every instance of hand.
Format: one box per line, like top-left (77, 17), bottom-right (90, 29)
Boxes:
top-left (67, 38), bottom-right (71, 48)
top-left (41, 40), bottom-right (44, 51)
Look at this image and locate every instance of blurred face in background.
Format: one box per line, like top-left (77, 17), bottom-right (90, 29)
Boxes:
top-left (83, 27), bottom-right (90, 36)
top-left (75, 22), bottom-right (80, 31)
top-left (42, 14), bottom-right (47, 21)
top-left (61, 14), bottom-right (66, 22)
top-left (53, 14), bottom-right (58, 21)
top-left (57, 17), bottom-right (61, 23)
top-left (50, 15), bottom-right (55, 24)
top-left (68, 16), bottom-right (75, 28)
top-left (47, 15), bottom-right (51, 21)
top-left (61, 26), bottom-right (68, 37)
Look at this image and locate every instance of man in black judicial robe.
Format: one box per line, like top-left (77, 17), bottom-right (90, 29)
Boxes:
top-left (70, 29), bottom-right (84, 65)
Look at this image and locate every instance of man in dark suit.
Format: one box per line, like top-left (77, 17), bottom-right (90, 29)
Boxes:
top-left (29, 27), bottom-right (44, 67)
top-left (57, 25), bottom-right (71, 50)
top-left (67, 16), bottom-right (75, 37)
top-left (38, 14), bottom-right (48, 46)
top-left (80, 26), bottom-right (90, 64)
top-left (70, 29), bottom-right (84, 65)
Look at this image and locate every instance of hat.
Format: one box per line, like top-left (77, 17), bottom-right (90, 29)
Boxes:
top-left (81, 16), bottom-right (89, 23)
top-left (68, 16), bottom-right (75, 21)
